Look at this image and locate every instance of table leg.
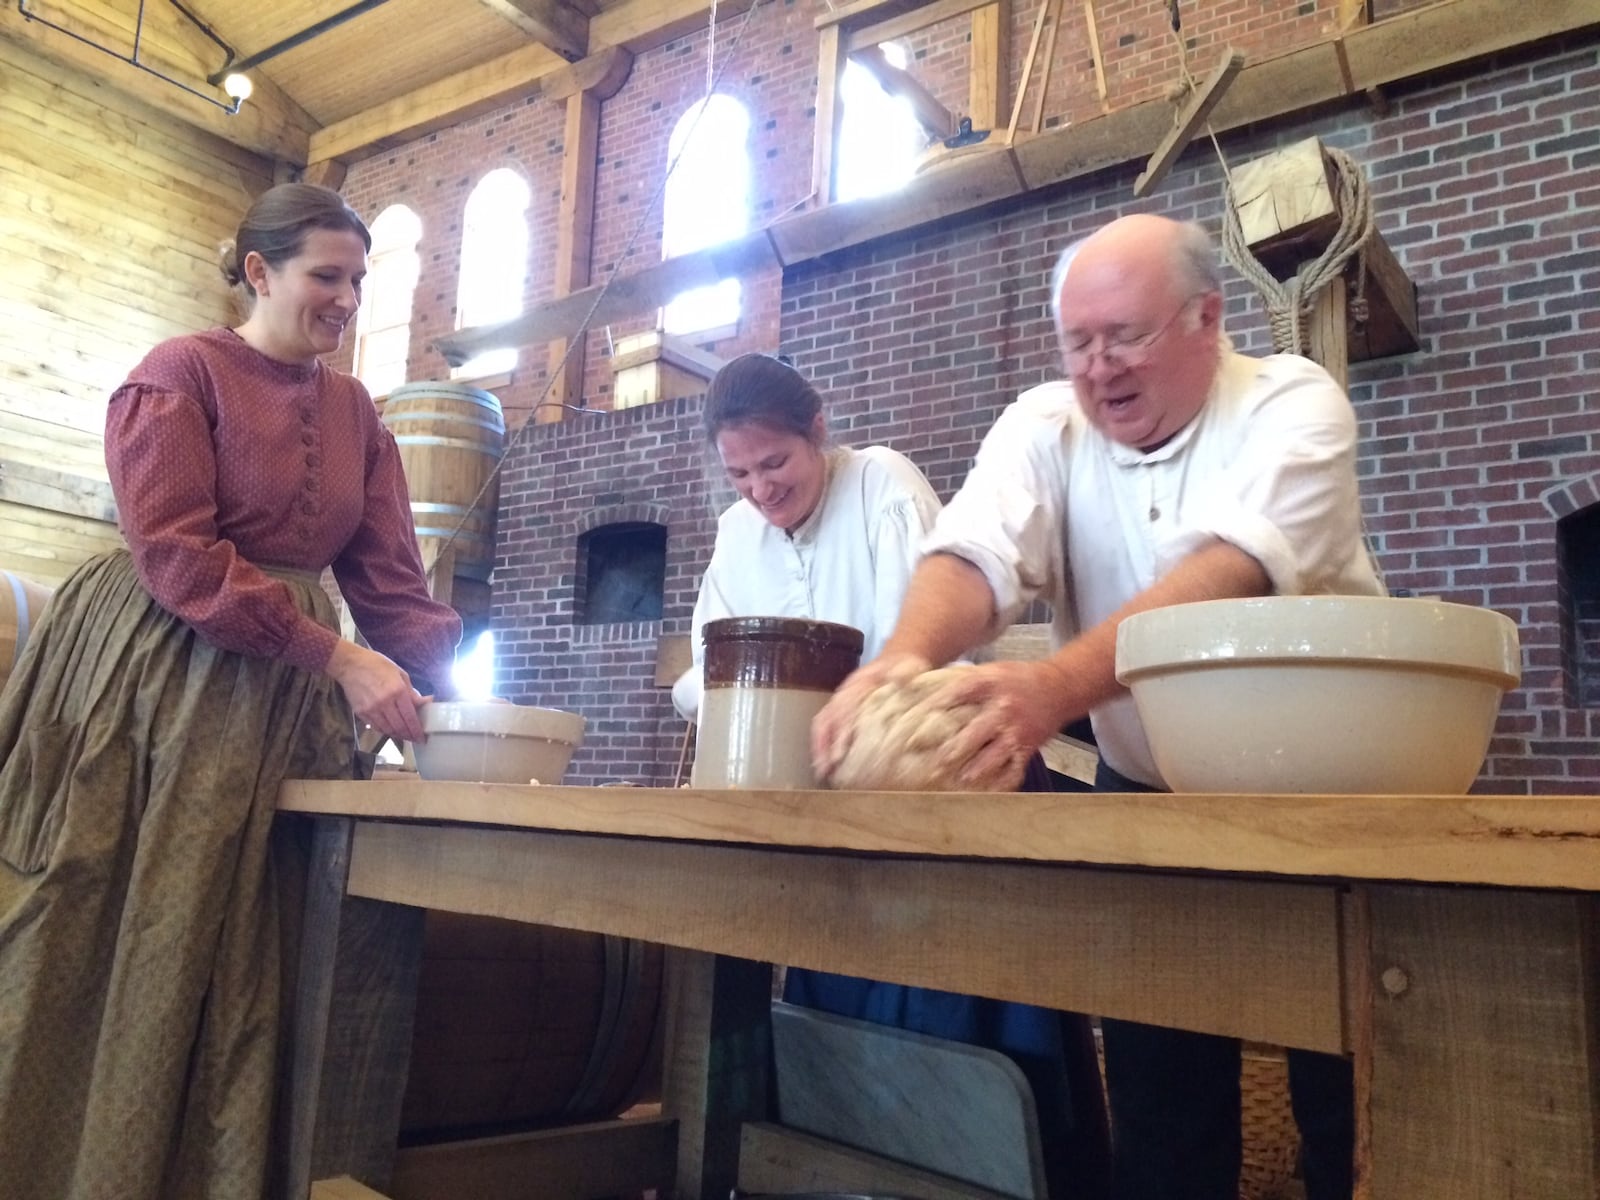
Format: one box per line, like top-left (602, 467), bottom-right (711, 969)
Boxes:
top-left (281, 817), bottom-right (428, 1199)
top-left (661, 949), bottom-right (773, 1200)
top-left (1362, 884), bottom-right (1600, 1198)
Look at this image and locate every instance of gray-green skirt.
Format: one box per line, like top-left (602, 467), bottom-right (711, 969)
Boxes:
top-left (0, 550), bottom-right (359, 1200)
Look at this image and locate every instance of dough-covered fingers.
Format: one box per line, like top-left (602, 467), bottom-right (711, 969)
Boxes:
top-left (812, 653), bottom-right (929, 779)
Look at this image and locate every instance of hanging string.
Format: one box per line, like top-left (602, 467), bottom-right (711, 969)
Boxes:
top-left (1159, 1), bottom-right (1372, 355)
top-left (707, 0), bottom-right (718, 97)
top-left (417, 0), bottom-right (766, 586)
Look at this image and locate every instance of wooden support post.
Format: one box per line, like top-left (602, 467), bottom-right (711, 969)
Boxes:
top-left (1082, 0), bottom-right (1108, 112)
top-left (545, 88), bottom-right (602, 422)
top-left (1005, 0), bottom-right (1056, 143)
top-left (1029, 0), bottom-right (1061, 134)
top-left (813, 25), bottom-right (848, 205)
top-left (661, 950), bottom-right (773, 1200)
top-left (1363, 886), bottom-right (1600, 1197)
top-left (1303, 266), bottom-right (1349, 391)
top-left (281, 818), bottom-right (428, 1200)
top-left (969, 1), bottom-right (1007, 132)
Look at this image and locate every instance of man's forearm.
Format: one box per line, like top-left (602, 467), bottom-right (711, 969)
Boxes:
top-left (880, 552), bottom-right (997, 667)
top-left (1044, 537), bottom-right (1272, 725)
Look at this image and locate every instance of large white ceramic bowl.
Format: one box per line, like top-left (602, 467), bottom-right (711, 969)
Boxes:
top-left (1114, 596), bottom-right (1521, 795)
top-left (411, 701), bottom-right (586, 784)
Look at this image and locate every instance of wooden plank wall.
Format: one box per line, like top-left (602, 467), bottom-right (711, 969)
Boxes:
top-left (0, 39), bottom-right (271, 584)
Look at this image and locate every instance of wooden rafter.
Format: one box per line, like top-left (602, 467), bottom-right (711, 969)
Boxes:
top-left (307, 0), bottom-right (749, 167)
top-left (841, 0), bottom-right (996, 52)
top-left (476, 0), bottom-right (590, 60)
top-left (0, 1), bottom-right (314, 161)
top-left (543, 44), bottom-right (634, 102)
top-left (307, 41), bottom-right (568, 164)
top-left (1131, 47), bottom-right (1244, 197)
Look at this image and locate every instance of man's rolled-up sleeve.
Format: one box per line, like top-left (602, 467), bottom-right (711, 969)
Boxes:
top-left (922, 399), bottom-right (1065, 634)
top-left (1158, 365), bottom-right (1366, 595)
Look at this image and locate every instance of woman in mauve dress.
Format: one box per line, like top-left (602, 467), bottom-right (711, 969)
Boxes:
top-left (0, 182), bottom-right (461, 1200)
top-left (673, 352), bottom-right (1109, 1200)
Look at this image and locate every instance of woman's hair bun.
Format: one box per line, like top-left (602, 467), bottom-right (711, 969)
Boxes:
top-left (218, 238), bottom-right (243, 287)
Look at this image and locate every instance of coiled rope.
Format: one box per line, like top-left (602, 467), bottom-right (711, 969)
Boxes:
top-left (1163, 3), bottom-right (1377, 355)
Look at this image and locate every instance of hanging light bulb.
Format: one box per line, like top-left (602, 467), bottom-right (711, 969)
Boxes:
top-left (222, 72), bottom-right (254, 103)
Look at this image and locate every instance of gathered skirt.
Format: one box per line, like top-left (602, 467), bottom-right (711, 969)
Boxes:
top-left (0, 551), bottom-right (359, 1200)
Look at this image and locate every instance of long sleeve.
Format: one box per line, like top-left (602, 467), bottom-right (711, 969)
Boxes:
top-left (671, 544), bottom-right (736, 721)
top-left (329, 423), bottom-right (462, 695)
top-left (924, 393), bottom-right (1069, 636)
top-left (106, 381), bottom-right (342, 673)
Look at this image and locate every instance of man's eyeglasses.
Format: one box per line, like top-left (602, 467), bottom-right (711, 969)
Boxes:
top-left (1060, 295), bottom-right (1201, 375)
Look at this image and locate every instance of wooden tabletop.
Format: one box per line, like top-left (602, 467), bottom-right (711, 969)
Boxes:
top-left (277, 779), bottom-right (1600, 892)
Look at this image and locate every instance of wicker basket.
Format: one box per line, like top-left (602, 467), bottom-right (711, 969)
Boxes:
top-left (1239, 1044), bottom-right (1300, 1200)
top-left (1094, 1033), bottom-right (1301, 1200)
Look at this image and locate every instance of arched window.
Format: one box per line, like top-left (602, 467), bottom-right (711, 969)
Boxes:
top-left (662, 94), bottom-right (750, 338)
top-left (353, 204), bottom-right (421, 397)
top-left (836, 42), bottom-right (925, 203)
top-left (454, 167), bottom-right (531, 378)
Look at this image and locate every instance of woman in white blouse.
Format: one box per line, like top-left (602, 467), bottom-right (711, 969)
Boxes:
top-left (674, 353), bottom-right (1107, 1199)
top-left (672, 353), bottom-right (940, 721)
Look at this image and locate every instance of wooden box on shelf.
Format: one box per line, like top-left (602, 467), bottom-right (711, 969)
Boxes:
top-left (610, 331), bottom-right (724, 409)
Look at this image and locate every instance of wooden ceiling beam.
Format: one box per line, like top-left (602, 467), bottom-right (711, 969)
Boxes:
top-left (475, 0), bottom-right (589, 60)
top-left (307, 40), bottom-right (567, 164)
top-left (844, 0), bottom-right (995, 53)
top-left (438, 229), bottom-right (782, 364)
top-left (0, 2), bottom-right (314, 162)
top-left (543, 44), bottom-right (634, 102)
top-left (589, 0), bottom-right (754, 56)
top-left (308, 0), bottom-right (749, 166)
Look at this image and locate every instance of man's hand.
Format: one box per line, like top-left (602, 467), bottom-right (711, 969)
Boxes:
top-left (811, 650), bottom-right (931, 781)
top-left (327, 640), bottom-right (428, 745)
top-left (919, 659), bottom-right (1077, 789)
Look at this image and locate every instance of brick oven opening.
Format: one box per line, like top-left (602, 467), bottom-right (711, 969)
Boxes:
top-left (577, 521), bottom-right (667, 625)
top-left (1557, 504), bottom-right (1600, 708)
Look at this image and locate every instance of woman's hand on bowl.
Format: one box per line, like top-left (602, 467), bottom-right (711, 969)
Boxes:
top-left (328, 641), bottom-right (427, 744)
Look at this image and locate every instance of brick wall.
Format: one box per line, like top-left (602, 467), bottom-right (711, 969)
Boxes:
top-left (487, 31), bottom-right (1599, 793)
top-left (340, 0), bottom-right (1396, 426)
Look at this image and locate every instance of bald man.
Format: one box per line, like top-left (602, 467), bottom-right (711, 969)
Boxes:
top-left (815, 214), bottom-right (1381, 1200)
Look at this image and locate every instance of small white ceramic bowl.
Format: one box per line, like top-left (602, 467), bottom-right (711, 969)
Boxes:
top-left (411, 701), bottom-right (586, 785)
top-left (1114, 596), bottom-right (1521, 795)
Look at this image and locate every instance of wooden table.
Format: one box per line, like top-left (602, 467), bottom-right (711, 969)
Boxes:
top-left (276, 781), bottom-right (1600, 1200)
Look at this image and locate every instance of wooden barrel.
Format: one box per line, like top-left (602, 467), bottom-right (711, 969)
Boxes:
top-left (0, 570), bottom-right (53, 696)
top-left (400, 912), bottom-right (665, 1140)
top-left (381, 382), bottom-right (505, 583)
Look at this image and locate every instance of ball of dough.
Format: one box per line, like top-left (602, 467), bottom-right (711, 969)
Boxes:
top-left (826, 667), bottom-right (1017, 792)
